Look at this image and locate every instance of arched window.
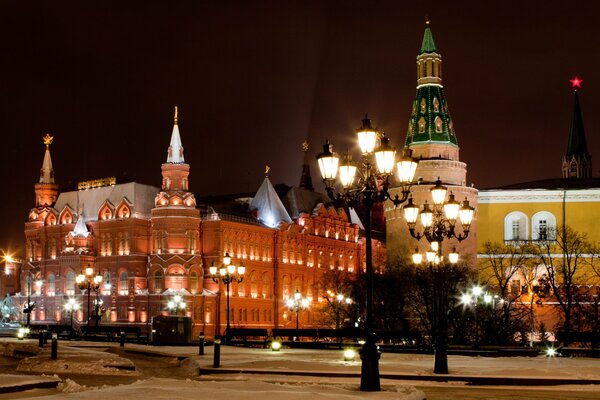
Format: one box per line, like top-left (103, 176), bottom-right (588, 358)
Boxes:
top-left (433, 97), bottom-right (440, 112)
top-left (532, 211), bottom-right (557, 241)
top-left (250, 272), bottom-right (257, 298)
top-left (153, 270), bottom-right (163, 293)
top-left (282, 276), bottom-right (290, 300)
top-left (119, 271), bottom-right (129, 295)
top-left (434, 116), bottom-right (443, 133)
top-left (420, 98), bottom-right (427, 113)
top-left (262, 273), bottom-right (270, 299)
top-left (47, 274), bottom-right (55, 296)
top-left (418, 117), bottom-right (426, 133)
top-left (504, 211), bottom-right (529, 241)
top-left (66, 271), bottom-right (75, 296)
top-left (237, 279), bottom-right (245, 297)
top-left (189, 271), bottom-right (198, 294)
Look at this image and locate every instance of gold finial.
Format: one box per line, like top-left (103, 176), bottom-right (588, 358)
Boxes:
top-left (425, 15), bottom-right (430, 26)
top-left (264, 165), bottom-right (270, 176)
top-left (302, 141), bottom-right (309, 152)
top-left (174, 106), bottom-right (178, 124)
top-left (42, 134), bottom-right (54, 148)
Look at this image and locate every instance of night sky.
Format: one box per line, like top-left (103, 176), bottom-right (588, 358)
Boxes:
top-left (1, 1), bottom-right (599, 254)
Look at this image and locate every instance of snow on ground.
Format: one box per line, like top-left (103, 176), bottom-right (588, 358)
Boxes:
top-left (30, 378), bottom-right (427, 400)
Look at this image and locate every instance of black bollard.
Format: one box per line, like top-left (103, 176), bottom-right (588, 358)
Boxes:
top-left (199, 332), bottom-right (205, 356)
top-left (43, 331), bottom-right (48, 345)
top-left (213, 339), bottom-right (221, 368)
top-left (38, 331), bottom-right (44, 348)
top-left (51, 333), bottom-right (58, 360)
top-left (120, 331), bottom-right (125, 347)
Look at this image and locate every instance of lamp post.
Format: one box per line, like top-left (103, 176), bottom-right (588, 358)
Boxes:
top-left (287, 289), bottom-right (310, 340)
top-left (460, 285), bottom-right (488, 349)
top-left (76, 265), bottom-right (103, 325)
top-left (64, 298), bottom-right (80, 331)
top-left (167, 295), bottom-right (186, 316)
top-left (22, 268), bottom-right (42, 328)
top-left (404, 178), bottom-right (474, 374)
top-left (316, 114), bottom-right (418, 391)
top-left (324, 290), bottom-right (353, 329)
top-left (209, 252), bottom-right (245, 345)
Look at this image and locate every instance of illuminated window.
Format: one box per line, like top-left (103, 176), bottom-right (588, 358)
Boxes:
top-left (504, 212), bottom-right (528, 241)
top-left (119, 271), bottom-right (129, 295)
top-left (434, 116), bottom-right (443, 133)
top-left (47, 274), bottom-right (55, 296)
top-left (66, 271), bottom-right (75, 295)
top-left (532, 211), bottom-right (556, 241)
top-left (433, 97), bottom-right (439, 112)
top-left (420, 98), bottom-right (426, 113)
top-left (153, 270), bottom-right (163, 293)
top-left (418, 117), bottom-right (426, 133)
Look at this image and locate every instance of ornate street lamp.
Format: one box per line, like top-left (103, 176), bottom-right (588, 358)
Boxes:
top-left (317, 114), bottom-right (417, 392)
top-left (64, 298), bottom-right (80, 332)
top-left (167, 294), bottom-right (186, 316)
top-left (286, 289), bottom-right (310, 341)
top-left (403, 178), bottom-right (474, 245)
top-left (210, 252), bottom-right (245, 345)
top-left (405, 178), bottom-right (474, 374)
top-left (76, 265), bottom-right (103, 325)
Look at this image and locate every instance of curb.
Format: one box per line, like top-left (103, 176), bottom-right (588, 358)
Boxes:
top-left (0, 379), bottom-right (60, 394)
top-left (198, 367), bottom-right (600, 386)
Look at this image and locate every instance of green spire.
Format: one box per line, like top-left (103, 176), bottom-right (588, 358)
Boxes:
top-left (566, 91), bottom-right (588, 157)
top-left (420, 19), bottom-right (438, 54)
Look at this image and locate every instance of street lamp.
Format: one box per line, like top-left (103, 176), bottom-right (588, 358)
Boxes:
top-left (461, 285), bottom-right (496, 349)
top-left (76, 265), bottom-right (103, 325)
top-left (412, 243), bottom-right (460, 374)
top-left (317, 114), bottom-right (418, 392)
top-left (287, 289), bottom-right (310, 341)
top-left (324, 290), bottom-right (353, 329)
top-left (209, 252), bottom-right (245, 345)
top-left (64, 298), bottom-right (80, 332)
top-left (167, 295), bottom-right (186, 315)
top-left (22, 267), bottom-right (42, 327)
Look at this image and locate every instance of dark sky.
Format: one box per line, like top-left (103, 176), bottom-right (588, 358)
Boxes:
top-left (1, 1), bottom-right (599, 254)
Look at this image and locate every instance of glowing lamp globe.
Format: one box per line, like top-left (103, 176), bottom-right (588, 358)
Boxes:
top-left (425, 249), bottom-right (436, 263)
top-left (316, 141), bottom-right (339, 181)
top-left (356, 115), bottom-right (378, 154)
top-left (412, 252), bottom-right (423, 264)
top-left (374, 135), bottom-right (396, 174)
top-left (459, 199), bottom-right (475, 227)
top-left (338, 153), bottom-right (357, 188)
top-left (219, 267), bottom-right (226, 276)
top-left (430, 179), bottom-right (447, 206)
top-left (209, 262), bottom-right (217, 276)
top-left (472, 286), bottom-right (483, 296)
top-left (443, 192), bottom-right (460, 222)
top-left (223, 253), bottom-right (232, 266)
top-left (238, 264), bottom-right (245, 275)
top-left (227, 264), bottom-right (236, 274)
top-left (294, 290), bottom-right (301, 301)
top-left (449, 250), bottom-right (459, 264)
top-left (403, 197), bottom-right (419, 225)
top-left (420, 202), bottom-right (433, 228)
top-left (396, 152), bottom-right (418, 184)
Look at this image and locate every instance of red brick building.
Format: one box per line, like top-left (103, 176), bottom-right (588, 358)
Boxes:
top-left (12, 112), bottom-right (385, 339)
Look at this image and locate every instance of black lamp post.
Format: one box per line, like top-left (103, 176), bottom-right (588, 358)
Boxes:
top-left (76, 264), bottom-right (103, 325)
top-left (287, 289), bottom-right (309, 341)
top-left (316, 115), bottom-right (418, 391)
top-left (210, 252), bottom-right (245, 345)
top-left (404, 178), bottom-right (475, 374)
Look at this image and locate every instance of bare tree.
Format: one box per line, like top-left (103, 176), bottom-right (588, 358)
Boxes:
top-left (317, 268), bottom-right (357, 328)
top-left (479, 240), bottom-right (535, 344)
top-left (533, 225), bottom-right (594, 341)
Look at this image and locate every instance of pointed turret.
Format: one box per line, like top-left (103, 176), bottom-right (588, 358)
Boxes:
top-left (299, 141), bottom-right (314, 191)
top-left (71, 210), bottom-right (90, 237)
top-left (405, 19), bottom-right (459, 162)
top-left (167, 106), bottom-right (185, 163)
top-left (40, 134), bottom-right (55, 183)
top-left (562, 77), bottom-right (592, 179)
top-left (250, 168), bottom-right (292, 228)
top-left (34, 134), bottom-right (59, 208)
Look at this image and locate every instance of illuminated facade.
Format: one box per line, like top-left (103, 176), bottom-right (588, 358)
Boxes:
top-left (15, 110), bottom-right (384, 339)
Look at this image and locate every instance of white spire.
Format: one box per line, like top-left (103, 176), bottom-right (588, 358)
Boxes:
top-left (249, 173), bottom-right (292, 228)
top-left (39, 134), bottom-right (55, 183)
top-left (167, 106), bottom-right (185, 163)
top-left (349, 207), bottom-right (365, 230)
top-left (71, 210), bottom-right (90, 237)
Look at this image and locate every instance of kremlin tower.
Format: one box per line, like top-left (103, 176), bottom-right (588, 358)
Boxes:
top-left (562, 77), bottom-right (592, 179)
top-left (386, 21), bottom-right (478, 264)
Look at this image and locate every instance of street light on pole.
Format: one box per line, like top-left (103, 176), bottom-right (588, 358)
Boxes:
top-left (76, 264), bottom-right (103, 325)
top-left (287, 289), bottom-right (309, 341)
top-left (404, 178), bottom-right (475, 374)
top-left (167, 295), bottom-right (186, 316)
top-left (316, 114), bottom-right (418, 391)
top-left (209, 253), bottom-right (245, 345)
top-left (64, 298), bottom-right (80, 332)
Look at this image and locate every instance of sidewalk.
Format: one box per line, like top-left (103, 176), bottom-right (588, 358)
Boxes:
top-left (117, 342), bottom-right (600, 386)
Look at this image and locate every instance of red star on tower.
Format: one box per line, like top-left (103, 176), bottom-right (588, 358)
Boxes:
top-left (570, 76), bottom-right (583, 90)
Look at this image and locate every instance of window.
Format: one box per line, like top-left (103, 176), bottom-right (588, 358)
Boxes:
top-left (434, 116), bottom-right (443, 133)
top-left (262, 273), bottom-right (270, 299)
top-left (532, 211), bottom-right (556, 241)
top-left (420, 98), bottom-right (426, 113)
top-left (433, 97), bottom-right (439, 112)
top-left (119, 271), bottom-right (129, 295)
top-left (189, 271), bottom-right (198, 294)
top-left (66, 271), bottom-right (75, 296)
top-left (250, 272), bottom-right (257, 298)
top-left (418, 117), bottom-right (426, 133)
top-left (153, 270), bottom-right (163, 293)
top-left (47, 274), bottom-right (55, 296)
top-left (504, 212), bottom-right (528, 241)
